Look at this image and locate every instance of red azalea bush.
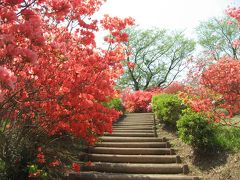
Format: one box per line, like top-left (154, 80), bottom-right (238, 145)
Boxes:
top-left (121, 83), bottom-right (186, 113)
top-left (121, 89), bottom-right (157, 112)
top-left (0, 0), bottom-right (134, 142)
top-left (162, 81), bottom-right (185, 94)
top-left (201, 58), bottom-right (240, 116)
top-left (179, 57), bottom-right (240, 126)
top-left (0, 0), bottom-right (134, 178)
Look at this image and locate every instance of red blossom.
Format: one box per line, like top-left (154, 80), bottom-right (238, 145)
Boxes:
top-left (37, 152), bottom-right (45, 164)
top-left (0, 66), bottom-right (16, 89)
top-left (127, 62), bottom-right (135, 69)
top-left (49, 160), bottom-right (61, 167)
top-left (72, 162), bottom-right (80, 172)
top-left (5, 0), bottom-right (23, 6)
top-left (28, 170), bottom-right (41, 178)
top-left (37, 146), bottom-right (42, 152)
top-left (85, 161), bottom-right (93, 166)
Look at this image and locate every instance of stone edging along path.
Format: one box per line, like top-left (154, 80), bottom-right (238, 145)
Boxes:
top-left (69, 113), bottom-right (201, 180)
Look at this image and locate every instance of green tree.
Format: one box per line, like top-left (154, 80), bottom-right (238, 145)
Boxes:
top-left (196, 15), bottom-right (240, 60)
top-left (118, 26), bottom-right (195, 90)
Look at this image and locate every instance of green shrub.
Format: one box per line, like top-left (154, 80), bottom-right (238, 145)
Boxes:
top-left (152, 94), bottom-right (185, 127)
top-left (177, 109), bottom-right (215, 151)
top-left (104, 98), bottom-right (123, 112)
top-left (214, 126), bottom-right (240, 151)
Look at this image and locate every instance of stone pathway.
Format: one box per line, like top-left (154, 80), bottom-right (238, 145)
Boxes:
top-left (69, 113), bottom-right (200, 180)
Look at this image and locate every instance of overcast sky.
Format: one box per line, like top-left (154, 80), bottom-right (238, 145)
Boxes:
top-left (95, 0), bottom-right (239, 44)
top-left (94, 0), bottom-right (240, 80)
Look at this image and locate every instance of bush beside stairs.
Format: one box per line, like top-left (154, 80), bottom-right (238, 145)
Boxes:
top-left (69, 113), bottom-right (201, 180)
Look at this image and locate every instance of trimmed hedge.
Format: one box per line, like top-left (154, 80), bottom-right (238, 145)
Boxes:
top-left (152, 94), bottom-right (185, 127)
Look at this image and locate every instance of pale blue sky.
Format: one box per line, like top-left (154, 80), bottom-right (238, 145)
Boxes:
top-left (95, 0), bottom-right (238, 44)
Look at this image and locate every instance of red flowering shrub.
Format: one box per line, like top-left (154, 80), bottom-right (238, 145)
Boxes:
top-left (0, 0), bottom-right (134, 178)
top-left (179, 57), bottom-right (240, 126)
top-left (179, 86), bottom-right (219, 119)
top-left (162, 82), bottom-right (185, 94)
top-left (201, 58), bottom-right (240, 117)
top-left (121, 89), bottom-right (155, 112)
top-left (227, 6), bottom-right (240, 23)
top-left (0, 0), bottom-right (134, 139)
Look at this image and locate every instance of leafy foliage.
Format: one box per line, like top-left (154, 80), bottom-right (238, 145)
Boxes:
top-left (177, 109), bottom-right (216, 151)
top-left (196, 15), bottom-right (240, 60)
top-left (104, 98), bottom-right (124, 112)
top-left (118, 26), bottom-right (195, 90)
top-left (214, 125), bottom-right (240, 151)
top-left (152, 94), bottom-right (185, 127)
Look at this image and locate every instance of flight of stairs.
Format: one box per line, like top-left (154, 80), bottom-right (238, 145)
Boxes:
top-left (69, 113), bottom-right (200, 180)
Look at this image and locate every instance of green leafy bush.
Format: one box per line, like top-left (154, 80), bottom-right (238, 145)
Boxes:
top-left (214, 126), bottom-right (240, 151)
top-left (177, 109), bottom-right (215, 151)
top-left (104, 98), bottom-right (123, 112)
top-left (152, 94), bottom-right (185, 127)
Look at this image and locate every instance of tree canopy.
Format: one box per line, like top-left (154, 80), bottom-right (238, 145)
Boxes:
top-left (196, 15), bottom-right (240, 60)
top-left (117, 26), bottom-right (195, 90)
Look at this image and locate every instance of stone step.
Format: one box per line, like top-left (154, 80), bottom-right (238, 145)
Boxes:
top-left (100, 136), bottom-right (166, 142)
top-left (89, 147), bottom-right (175, 155)
top-left (95, 142), bottom-right (170, 148)
top-left (69, 172), bottom-right (200, 180)
top-left (81, 162), bottom-right (188, 174)
top-left (88, 154), bottom-right (181, 163)
top-left (104, 132), bottom-right (155, 137)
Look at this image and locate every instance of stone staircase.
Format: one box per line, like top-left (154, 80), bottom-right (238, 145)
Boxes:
top-left (69, 113), bottom-right (200, 180)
